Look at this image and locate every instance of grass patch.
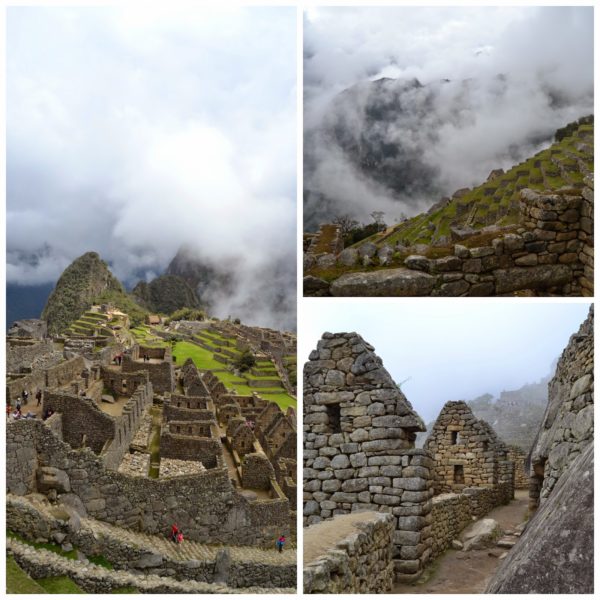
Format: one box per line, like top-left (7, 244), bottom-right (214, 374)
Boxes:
top-left (173, 341), bottom-right (224, 370)
top-left (7, 531), bottom-right (78, 560)
top-left (88, 555), bottom-right (113, 570)
top-left (6, 555), bottom-right (46, 593)
top-left (36, 576), bottom-right (84, 594)
top-left (111, 587), bottom-right (139, 594)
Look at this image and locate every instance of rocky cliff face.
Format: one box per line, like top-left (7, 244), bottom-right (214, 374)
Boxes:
top-left (486, 306), bottom-right (594, 593)
top-left (41, 252), bottom-right (124, 334)
top-left (132, 274), bottom-right (201, 314)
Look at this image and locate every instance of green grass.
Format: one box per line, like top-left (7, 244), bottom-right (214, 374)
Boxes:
top-left (262, 393), bottom-right (297, 410)
top-left (6, 555), bottom-right (46, 593)
top-left (7, 531), bottom-right (78, 560)
top-left (88, 555), bottom-right (113, 569)
top-left (36, 576), bottom-right (84, 594)
top-left (173, 341), bottom-right (224, 370)
top-left (111, 587), bottom-right (139, 594)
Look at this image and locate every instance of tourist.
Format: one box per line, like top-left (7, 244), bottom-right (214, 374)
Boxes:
top-left (171, 523), bottom-right (179, 542)
top-left (22, 390), bottom-right (29, 404)
top-left (6, 404), bottom-right (12, 418)
top-left (36, 390), bottom-right (42, 406)
top-left (277, 534), bottom-right (285, 553)
top-left (176, 531), bottom-right (184, 544)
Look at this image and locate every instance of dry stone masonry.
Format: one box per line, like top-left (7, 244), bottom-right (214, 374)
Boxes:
top-left (304, 332), bottom-right (521, 588)
top-left (303, 511), bottom-right (394, 593)
top-left (487, 306), bottom-right (594, 594)
top-left (6, 306), bottom-right (297, 592)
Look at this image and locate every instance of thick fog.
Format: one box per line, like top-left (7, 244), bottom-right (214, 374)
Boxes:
top-left (7, 7), bottom-right (296, 330)
top-left (304, 6), bottom-right (593, 229)
top-left (300, 301), bottom-right (591, 424)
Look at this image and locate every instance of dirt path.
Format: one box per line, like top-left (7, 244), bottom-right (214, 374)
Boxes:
top-left (392, 490), bottom-right (529, 594)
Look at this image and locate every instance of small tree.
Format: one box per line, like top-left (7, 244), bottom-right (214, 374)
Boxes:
top-left (234, 350), bottom-right (256, 373)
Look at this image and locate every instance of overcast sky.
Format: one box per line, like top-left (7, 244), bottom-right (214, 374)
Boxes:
top-left (304, 6), bottom-right (593, 225)
top-left (7, 7), bottom-right (296, 327)
top-left (300, 301), bottom-right (591, 423)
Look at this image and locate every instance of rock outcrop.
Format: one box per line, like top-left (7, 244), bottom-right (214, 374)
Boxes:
top-left (486, 306), bottom-right (594, 593)
top-left (42, 252), bottom-right (124, 334)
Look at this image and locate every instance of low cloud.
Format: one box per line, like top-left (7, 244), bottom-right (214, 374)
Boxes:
top-left (304, 6), bottom-right (593, 228)
top-left (7, 6), bottom-right (296, 330)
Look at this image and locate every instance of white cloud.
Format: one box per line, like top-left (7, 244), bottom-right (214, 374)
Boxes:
top-left (304, 6), bottom-right (593, 228)
top-left (7, 6), bottom-right (296, 329)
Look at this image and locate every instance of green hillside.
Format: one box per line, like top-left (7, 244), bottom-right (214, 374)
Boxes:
top-left (355, 117), bottom-right (593, 249)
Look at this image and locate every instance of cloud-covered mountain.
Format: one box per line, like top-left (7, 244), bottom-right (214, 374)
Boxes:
top-left (304, 6), bottom-right (593, 230)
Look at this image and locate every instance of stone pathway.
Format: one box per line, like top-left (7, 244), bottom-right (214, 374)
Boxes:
top-left (8, 538), bottom-right (294, 594)
top-left (393, 489), bottom-right (529, 594)
top-left (84, 516), bottom-right (296, 565)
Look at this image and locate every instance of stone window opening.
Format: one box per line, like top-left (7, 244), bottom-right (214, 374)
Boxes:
top-left (451, 431), bottom-right (461, 445)
top-left (326, 403), bottom-right (341, 433)
top-left (453, 464), bottom-right (464, 484)
top-left (483, 441), bottom-right (489, 451)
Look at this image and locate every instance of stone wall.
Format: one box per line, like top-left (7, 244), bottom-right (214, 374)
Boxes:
top-left (241, 453), bottom-right (275, 490)
top-left (101, 367), bottom-right (149, 398)
top-left (429, 493), bottom-right (471, 559)
top-left (44, 383), bottom-right (152, 471)
top-left (303, 332), bottom-right (433, 582)
top-left (7, 356), bottom-right (85, 403)
top-left (487, 307), bottom-right (594, 594)
top-left (7, 495), bottom-right (295, 590)
top-left (528, 306), bottom-right (593, 511)
top-left (7, 339), bottom-right (56, 373)
top-left (7, 419), bottom-right (290, 546)
top-left (8, 538), bottom-right (293, 594)
top-left (507, 445), bottom-right (528, 489)
top-left (424, 400), bottom-right (514, 500)
top-left (303, 511), bottom-right (394, 593)
top-left (122, 345), bottom-right (174, 394)
top-left (160, 430), bottom-right (223, 468)
top-left (310, 186), bottom-right (594, 297)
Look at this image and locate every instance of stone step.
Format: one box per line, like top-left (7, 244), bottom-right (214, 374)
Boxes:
top-left (10, 493), bottom-right (295, 568)
top-left (496, 537), bottom-right (517, 548)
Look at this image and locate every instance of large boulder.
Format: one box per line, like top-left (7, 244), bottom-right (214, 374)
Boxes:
top-left (461, 518), bottom-right (502, 551)
top-left (486, 442), bottom-right (593, 594)
top-left (330, 269), bottom-right (435, 296)
top-left (494, 265), bottom-right (571, 294)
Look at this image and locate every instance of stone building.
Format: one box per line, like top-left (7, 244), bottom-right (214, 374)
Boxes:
top-left (304, 331), bottom-right (523, 586)
top-left (303, 332), bottom-right (433, 582)
top-left (424, 400), bottom-right (514, 504)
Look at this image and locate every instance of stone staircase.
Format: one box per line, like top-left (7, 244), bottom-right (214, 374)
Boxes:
top-left (83, 516), bottom-right (296, 565)
top-left (7, 538), bottom-right (293, 594)
top-left (9, 492), bottom-right (295, 568)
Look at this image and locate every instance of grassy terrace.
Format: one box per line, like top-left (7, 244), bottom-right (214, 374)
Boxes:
top-left (6, 533), bottom-right (133, 594)
top-left (172, 339), bottom-right (296, 410)
top-left (128, 325), bottom-right (297, 410)
top-left (346, 120), bottom-right (593, 250)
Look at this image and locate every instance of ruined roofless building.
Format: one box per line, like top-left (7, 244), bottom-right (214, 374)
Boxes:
top-left (304, 332), bottom-right (435, 582)
top-left (424, 400), bottom-right (515, 501)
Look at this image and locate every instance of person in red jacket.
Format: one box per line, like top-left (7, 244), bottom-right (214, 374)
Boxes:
top-left (171, 524), bottom-right (179, 542)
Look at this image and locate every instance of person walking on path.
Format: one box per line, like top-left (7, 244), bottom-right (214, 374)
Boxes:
top-left (36, 390), bottom-right (42, 407)
top-left (171, 524), bottom-right (179, 542)
top-left (277, 535), bottom-right (285, 553)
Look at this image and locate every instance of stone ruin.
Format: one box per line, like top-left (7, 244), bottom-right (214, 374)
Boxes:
top-left (303, 332), bottom-right (516, 592)
top-left (6, 318), bottom-right (297, 592)
top-left (305, 178), bottom-right (594, 298)
top-left (487, 306), bottom-right (594, 593)
top-left (425, 401), bottom-right (515, 505)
